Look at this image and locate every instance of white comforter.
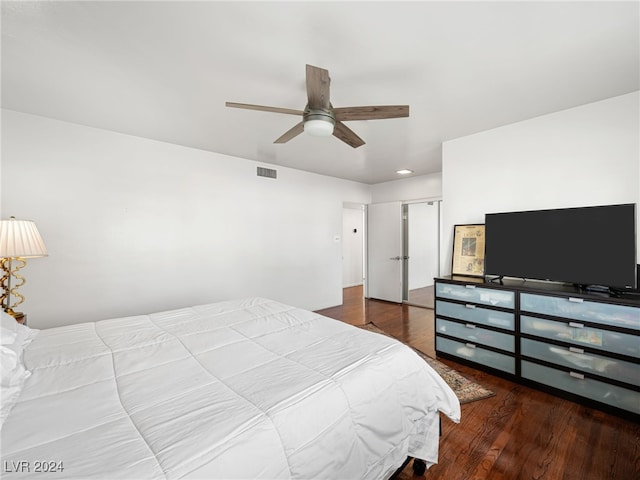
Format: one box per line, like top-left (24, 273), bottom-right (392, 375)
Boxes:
top-left (1, 298), bottom-right (460, 479)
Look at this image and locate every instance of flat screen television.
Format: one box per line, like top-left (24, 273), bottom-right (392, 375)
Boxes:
top-left (484, 203), bottom-right (637, 290)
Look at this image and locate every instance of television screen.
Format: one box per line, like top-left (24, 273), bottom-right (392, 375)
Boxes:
top-left (484, 204), bottom-right (637, 289)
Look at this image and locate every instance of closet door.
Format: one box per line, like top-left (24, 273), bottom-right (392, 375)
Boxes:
top-left (367, 202), bottom-right (403, 302)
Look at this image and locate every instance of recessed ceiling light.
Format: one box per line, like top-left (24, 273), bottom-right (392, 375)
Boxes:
top-left (396, 169), bottom-right (414, 175)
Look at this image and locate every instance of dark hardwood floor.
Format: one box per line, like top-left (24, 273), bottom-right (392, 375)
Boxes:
top-left (316, 286), bottom-right (640, 480)
top-left (408, 286), bottom-right (435, 309)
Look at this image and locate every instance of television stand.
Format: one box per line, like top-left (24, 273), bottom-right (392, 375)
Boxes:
top-left (434, 276), bottom-right (640, 421)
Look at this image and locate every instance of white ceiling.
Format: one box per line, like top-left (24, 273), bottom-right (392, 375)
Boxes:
top-left (2, 1), bottom-right (638, 184)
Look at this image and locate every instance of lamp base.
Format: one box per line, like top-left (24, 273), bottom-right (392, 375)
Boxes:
top-left (5, 309), bottom-right (26, 325)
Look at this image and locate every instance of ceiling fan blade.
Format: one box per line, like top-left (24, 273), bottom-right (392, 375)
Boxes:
top-left (274, 122), bottom-right (305, 144)
top-left (225, 102), bottom-right (304, 116)
top-left (306, 65), bottom-right (331, 109)
top-left (333, 121), bottom-right (365, 148)
top-left (334, 105), bottom-right (409, 121)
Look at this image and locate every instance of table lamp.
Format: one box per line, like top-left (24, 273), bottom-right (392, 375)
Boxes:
top-left (0, 217), bottom-right (48, 320)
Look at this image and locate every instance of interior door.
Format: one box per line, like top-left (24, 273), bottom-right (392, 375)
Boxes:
top-left (367, 201), bottom-right (403, 302)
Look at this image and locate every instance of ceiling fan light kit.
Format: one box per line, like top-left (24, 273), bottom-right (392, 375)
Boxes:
top-left (303, 108), bottom-right (335, 137)
top-left (226, 64), bottom-right (409, 148)
top-left (304, 119), bottom-right (334, 137)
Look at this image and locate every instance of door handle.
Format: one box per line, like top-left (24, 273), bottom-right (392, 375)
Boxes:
top-left (389, 256), bottom-right (402, 260)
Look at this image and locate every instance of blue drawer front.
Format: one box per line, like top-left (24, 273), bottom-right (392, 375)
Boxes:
top-left (521, 338), bottom-right (639, 387)
top-left (436, 283), bottom-right (514, 308)
top-left (436, 336), bottom-right (515, 374)
top-left (521, 315), bottom-right (640, 359)
top-left (521, 360), bottom-right (640, 415)
top-left (436, 300), bottom-right (515, 330)
top-left (520, 293), bottom-right (640, 331)
top-left (437, 317), bottom-right (515, 352)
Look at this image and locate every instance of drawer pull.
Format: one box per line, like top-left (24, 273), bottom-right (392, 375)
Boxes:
top-left (569, 371), bottom-right (585, 380)
top-left (465, 285), bottom-right (476, 289)
top-left (568, 297), bottom-right (584, 304)
top-left (569, 347), bottom-right (584, 354)
top-left (465, 343), bottom-right (477, 349)
top-left (465, 324), bottom-right (476, 329)
top-left (569, 322), bottom-right (584, 329)
top-left (465, 304), bottom-right (476, 309)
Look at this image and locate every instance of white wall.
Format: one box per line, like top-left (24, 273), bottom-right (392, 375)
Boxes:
top-left (441, 92), bottom-right (640, 275)
top-left (371, 172), bottom-right (442, 204)
top-left (1, 110), bottom-right (371, 327)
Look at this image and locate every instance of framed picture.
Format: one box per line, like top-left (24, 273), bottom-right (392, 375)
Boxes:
top-left (452, 224), bottom-right (486, 277)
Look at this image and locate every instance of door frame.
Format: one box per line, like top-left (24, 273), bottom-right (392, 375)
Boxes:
top-left (363, 197), bottom-right (442, 305)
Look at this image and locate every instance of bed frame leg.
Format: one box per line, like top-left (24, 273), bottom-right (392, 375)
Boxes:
top-left (412, 459), bottom-right (427, 476)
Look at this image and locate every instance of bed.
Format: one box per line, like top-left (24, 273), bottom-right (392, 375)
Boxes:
top-left (1, 297), bottom-right (460, 479)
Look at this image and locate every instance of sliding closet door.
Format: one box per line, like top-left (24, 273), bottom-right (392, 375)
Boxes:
top-left (405, 201), bottom-right (440, 308)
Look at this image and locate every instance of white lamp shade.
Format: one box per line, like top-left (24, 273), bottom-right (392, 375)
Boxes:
top-left (0, 219), bottom-right (48, 258)
top-left (304, 119), bottom-right (334, 137)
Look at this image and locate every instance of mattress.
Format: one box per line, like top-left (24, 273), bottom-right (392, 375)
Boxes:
top-left (1, 297), bottom-right (460, 479)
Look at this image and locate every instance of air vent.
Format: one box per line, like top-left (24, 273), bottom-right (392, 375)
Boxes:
top-left (257, 166), bottom-right (277, 179)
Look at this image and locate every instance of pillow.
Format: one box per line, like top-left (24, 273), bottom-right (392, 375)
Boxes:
top-left (0, 313), bottom-right (37, 428)
top-left (1, 344), bottom-right (21, 383)
top-left (0, 311), bottom-right (38, 360)
top-left (0, 326), bottom-right (17, 345)
top-left (0, 311), bottom-right (19, 345)
top-left (0, 345), bottom-right (31, 428)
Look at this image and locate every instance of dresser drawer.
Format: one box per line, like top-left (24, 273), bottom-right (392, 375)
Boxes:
top-left (521, 315), bottom-right (640, 359)
top-left (436, 300), bottom-right (515, 330)
top-left (521, 338), bottom-right (639, 387)
top-left (436, 336), bottom-right (515, 374)
top-left (521, 360), bottom-right (640, 415)
top-left (435, 282), bottom-right (514, 308)
top-left (437, 317), bottom-right (515, 352)
top-left (520, 293), bottom-right (640, 331)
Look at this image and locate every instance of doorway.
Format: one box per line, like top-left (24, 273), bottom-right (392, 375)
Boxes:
top-left (363, 200), bottom-right (441, 307)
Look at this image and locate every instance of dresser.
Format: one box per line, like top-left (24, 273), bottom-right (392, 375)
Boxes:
top-left (435, 276), bottom-right (640, 420)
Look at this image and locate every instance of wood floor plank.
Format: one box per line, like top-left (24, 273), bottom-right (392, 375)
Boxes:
top-left (316, 286), bottom-right (640, 480)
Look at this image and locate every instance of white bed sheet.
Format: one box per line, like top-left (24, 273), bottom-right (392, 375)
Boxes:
top-left (1, 297), bottom-right (460, 479)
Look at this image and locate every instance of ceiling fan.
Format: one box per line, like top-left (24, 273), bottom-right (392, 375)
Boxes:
top-left (225, 65), bottom-right (409, 148)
